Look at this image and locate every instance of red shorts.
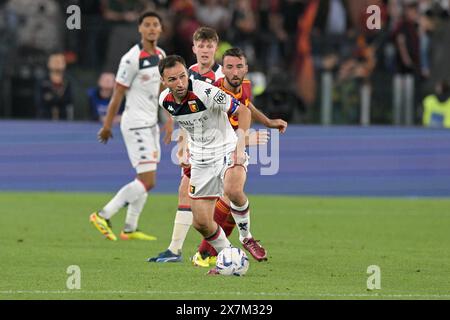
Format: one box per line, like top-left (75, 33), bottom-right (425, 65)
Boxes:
top-left (183, 166), bottom-right (191, 179)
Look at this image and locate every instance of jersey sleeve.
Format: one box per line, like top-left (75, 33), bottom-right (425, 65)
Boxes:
top-left (159, 89), bottom-right (168, 109)
top-left (198, 81), bottom-right (239, 115)
top-left (115, 54), bottom-right (138, 88)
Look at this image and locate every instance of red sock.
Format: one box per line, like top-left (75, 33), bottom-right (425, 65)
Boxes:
top-left (222, 218), bottom-right (236, 237)
top-left (198, 199), bottom-right (232, 257)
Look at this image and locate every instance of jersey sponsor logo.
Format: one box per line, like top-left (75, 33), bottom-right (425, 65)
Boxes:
top-left (188, 100), bottom-right (199, 113)
top-left (214, 91), bottom-right (227, 105)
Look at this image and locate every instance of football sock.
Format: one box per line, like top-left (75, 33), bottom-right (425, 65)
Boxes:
top-left (168, 206), bottom-right (193, 255)
top-left (223, 218), bottom-right (236, 237)
top-left (198, 199), bottom-right (232, 257)
top-left (205, 226), bottom-right (231, 254)
top-left (230, 199), bottom-right (252, 243)
top-left (123, 192), bottom-right (148, 232)
top-left (99, 179), bottom-right (147, 220)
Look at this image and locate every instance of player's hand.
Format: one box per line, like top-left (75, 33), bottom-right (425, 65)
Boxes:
top-left (97, 127), bottom-right (113, 144)
top-left (267, 119), bottom-right (288, 133)
top-left (161, 121), bottom-right (174, 145)
top-left (247, 130), bottom-right (269, 146)
top-left (177, 148), bottom-right (191, 169)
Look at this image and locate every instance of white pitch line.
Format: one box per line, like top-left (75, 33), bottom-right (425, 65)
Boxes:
top-left (1, 290), bottom-right (450, 298)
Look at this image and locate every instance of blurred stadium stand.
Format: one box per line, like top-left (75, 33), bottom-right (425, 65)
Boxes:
top-left (0, 0), bottom-right (449, 125)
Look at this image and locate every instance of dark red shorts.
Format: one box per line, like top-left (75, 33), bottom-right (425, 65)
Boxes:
top-left (183, 166), bottom-right (191, 179)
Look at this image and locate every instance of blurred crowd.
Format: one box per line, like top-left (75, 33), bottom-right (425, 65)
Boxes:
top-left (0, 0), bottom-right (449, 126)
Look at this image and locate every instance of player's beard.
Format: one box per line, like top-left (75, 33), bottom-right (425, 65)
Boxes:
top-left (226, 76), bottom-right (243, 88)
top-left (172, 88), bottom-right (188, 101)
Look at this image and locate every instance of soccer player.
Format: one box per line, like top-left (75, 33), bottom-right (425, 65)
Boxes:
top-left (188, 27), bottom-right (224, 84)
top-left (89, 11), bottom-right (173, 241)
top-left (157, 55), bottom-right (251, 275)
top-left (149, 47), bottom-right (287, 265)
top-left (192, 47), bottom-right (287, 265)
top-left (148, 27), bottom-right (224, 262)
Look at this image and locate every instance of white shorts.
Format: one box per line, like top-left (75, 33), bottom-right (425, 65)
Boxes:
top-left (121, 124), bottom-right (160, 174)
top-left (189, 151), bottom-right (249, 199)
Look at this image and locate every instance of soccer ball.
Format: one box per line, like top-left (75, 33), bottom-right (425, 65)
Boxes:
top-left (216, 247), bottom-right (249, 276)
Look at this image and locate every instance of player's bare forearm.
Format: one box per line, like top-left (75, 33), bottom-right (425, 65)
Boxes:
top-left (177, 129), bottom-right (190, 167)
top-left (97, 83), bottom-right (126, 144)
top-left (103, 83), bottom-right (126, 130)
top-left (160, 108), bottom-right (174, 145)
top-left (249, 102), bottom-right (288, 133)
top-left (249, 102), bottom-right (270, 126)
top-left (234, 104), bottom-right (251, 164)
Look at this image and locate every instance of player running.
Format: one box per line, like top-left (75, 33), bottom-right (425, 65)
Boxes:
top-left (157, 55), bottom-right (252, 275)
top-left (148, 27), bottom-right (224, 262)
top-left (149, 47), bottom-right (287, 265)
top-left (89, 11), bottom-right (173, 241)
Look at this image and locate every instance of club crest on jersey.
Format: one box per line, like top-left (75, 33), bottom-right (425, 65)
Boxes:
top-left (188, 100), bottom-right (199, 113)
top-left (189, 185), bottom-right (196, 194)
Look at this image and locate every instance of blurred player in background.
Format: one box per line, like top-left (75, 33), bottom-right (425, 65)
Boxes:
top-left (149, 47), bottom-right (287, 265)
top-left (157, 55), bottom-right (252, 275)
top-left (188, 27), bottom-right (224, 84)
top-left (90, 11), bottom-right (173, 241)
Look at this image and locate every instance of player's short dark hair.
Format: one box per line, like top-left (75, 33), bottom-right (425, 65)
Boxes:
top-left (159, 55), bottom-right (187, 76)
top-left (222, 47), bottom-right (247, 64)
top-left (138, 11), bottom-right (162, 25)
top-left (193, 27), bottom-right (219, 43)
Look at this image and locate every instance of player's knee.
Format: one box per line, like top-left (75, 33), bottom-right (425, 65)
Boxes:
top-left (224, 186), bottom-right (244, 203)
top-left (143, 179), bottom-right (156, 191)
top-left (193, 220), bottom-right (209, 236)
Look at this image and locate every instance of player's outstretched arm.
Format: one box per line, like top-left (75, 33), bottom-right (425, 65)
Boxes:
top-left (160, 108), bottom-right (174, 145)
top-left (176, 129), bottom-right (190, 168)
top-left (248, 102), bottom-right (288, 133)
top-left (234, 103), bottom-right (251, 165)
top-left (97, 83), bottom-right (127, 144)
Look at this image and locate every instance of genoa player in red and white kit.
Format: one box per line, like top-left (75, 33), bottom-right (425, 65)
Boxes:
top-left (149, 27), bottom-right (225, 262)
top-left (90, 12), bottom-right (173, 241)
top-left (149, 47), bottom-right (287, 265)
top-left (157, 55), bottom-right (252, 275)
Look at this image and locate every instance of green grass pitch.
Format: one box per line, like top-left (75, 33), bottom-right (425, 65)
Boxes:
top-left (0, 192), bottom-right (449, 300)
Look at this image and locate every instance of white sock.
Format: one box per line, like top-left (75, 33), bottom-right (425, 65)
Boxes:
top-left (168, 207), bottom-right (193, 254)
top-left (230, 199), bottom-right (252, 243)
top-left (124, 192), bottom-right (148, 232)
top-left (99, 179), bottom-right (147, 220)
top-left (205, 226), bottom-right (231, 254)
